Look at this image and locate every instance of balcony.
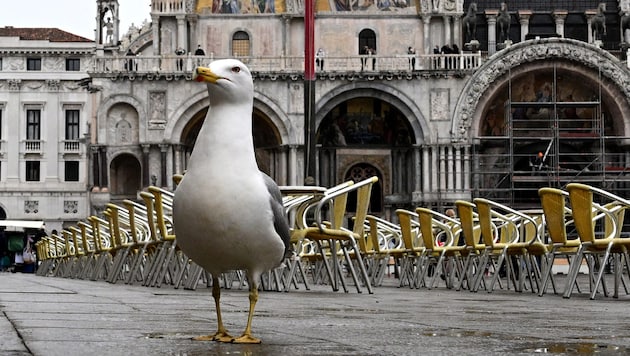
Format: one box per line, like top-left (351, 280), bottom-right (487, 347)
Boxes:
top-left (89, 53), bottom-right (484, 77)
top-left (61, 140), bottom-right (81, 155)
top-left (22, 140), bottom-right (42, 154)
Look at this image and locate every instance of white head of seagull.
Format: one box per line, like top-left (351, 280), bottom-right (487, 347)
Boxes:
top-left (193, 59), bottom-right (253, 106)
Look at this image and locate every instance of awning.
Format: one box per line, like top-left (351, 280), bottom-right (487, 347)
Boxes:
top-left (0, 220), bottom-right (45, 229)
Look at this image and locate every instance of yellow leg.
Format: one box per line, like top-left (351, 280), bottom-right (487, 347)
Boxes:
top-left (231, 285), bottom-right (261, 344)
top-left (193, 277), bottom-right (234, 342)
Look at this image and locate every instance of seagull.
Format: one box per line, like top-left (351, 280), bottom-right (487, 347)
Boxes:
top-left (172, 59), bottom-right (290, 344)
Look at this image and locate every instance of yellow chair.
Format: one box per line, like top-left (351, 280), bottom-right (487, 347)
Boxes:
top-left (565, 183), bottom-right (630, 299)
top-left (291, 176), bottom-right (379, 294)
top-left (454, 200), bottom-right (485, 291)
top-left (364, 214), bottom-right (402, 286)
top-left (415, 207), bottom-right (466, 290)
top-left (537, 187), bottom-right (583, 296)
top-left (394, 209), bottom-right (426, 288)
top-left (472, 198), bottom-right (546, 293)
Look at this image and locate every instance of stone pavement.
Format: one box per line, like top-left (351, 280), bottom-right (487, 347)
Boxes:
top-left (1, 272), bottom-right (629, 356)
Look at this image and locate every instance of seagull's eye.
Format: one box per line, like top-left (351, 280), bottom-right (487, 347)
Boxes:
top-left (231, 66), bottom-right (241, 73)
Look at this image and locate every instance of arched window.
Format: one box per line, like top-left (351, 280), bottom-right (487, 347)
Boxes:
top-left (358, 29), bottom-right (376, 55)
top-left (232, 31), bottom-right (250, 57)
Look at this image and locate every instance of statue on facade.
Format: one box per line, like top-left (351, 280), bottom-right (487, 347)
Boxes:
top-left (497, 2), bottom-right (511, 43)
top-left (462, 2), bottom-right (478, 50)
top-left (591, 3), bottom-right (607, 43)
top-left (621, 12), bottom-right (630, 45)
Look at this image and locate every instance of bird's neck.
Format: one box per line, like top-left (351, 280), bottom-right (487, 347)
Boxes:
top-left (188, 102), bottom-right (258, 171)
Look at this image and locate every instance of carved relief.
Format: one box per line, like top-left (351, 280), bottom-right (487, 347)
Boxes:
top-left (430, 89), bottom-right (449, 121)
top-left (8, 79), bottom-right (21, 91)
top-left (24, 200), bottom-right (39, 214)
top-left (148, 91), bottom-right (166, 128)
top-left (64, 201), bottom-right (78, 214)
top-left (453, 39), bottom-right (630, 141)
top-left (8, 58), bottom-right (24, 71)
top-left (47, 79), bottom-right (61, 91)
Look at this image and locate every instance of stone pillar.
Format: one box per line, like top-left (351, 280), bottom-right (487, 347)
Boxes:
top-left (187, 16), bottom-right (197, 49)
top-left (176, 15), bottom-right (187, 51)
top-left (443, 16), bottom-right (451, 45)
top-left (173, 144), bottom-right (182, 177)
top-left (518, 10), bottom-right (532, 42)
top-left (454, 146), bottom-right (462, 191)
top-left (552, 10), bottom-right (568, 38)
top-left (485, 10), bottom-right (499, 55)
top-left (159, 144), bottom-right (169, 187)
top-left (439, 146), bottom-right (446, 191)
top-left (91, 146), bottom-right (101, 189)
top-left (585, 10), bottom-right (597, 44)
top-left (423, 15), bottom-right (432, 54)
top-left (452, 15), bottom-right (462, 47)
top-left (100, 147), bottom-right (108, 188)
top-left (413, 145), bottom-right (422, 192)
top-left (152, 14), bottom-right (160, 55)
top-left (288, 145), bottom-right (298, 186)
top-left (446, 145), bottom-right (454, 190)
top-left (422, 146), bottom-right (430, 193)
top-left (141, 144), bottom-right (150, 187)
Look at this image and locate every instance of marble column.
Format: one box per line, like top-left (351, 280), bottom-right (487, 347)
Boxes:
top-left (289, 145), bottom-right (298, 186)
top-left (176, 15), bottom-right (187, 51)
top-left (552, 10), bottom-right (568, 38)
top-left (413, 145), bottom-right (422, 192)
top-left (423, 15), bottom-right (432, 54)
top-left (159, 144), bottom-right (169, 187)
top-left (485, 10), bottom-right (498, 55)
top-left (151, 14), bottom-right (160, 55)
top-left (100, 146), bottom-right (108, 187)
top-left (452, 16), bottom-right (462, 47)
top-left (585, 10), bottom-right (597, 44)
top-left (141, 144), bottom-right (150, 187)
top-left (91, 146), bottom-right (101, 189)
top-left (443, 16), bottom-right (451, 46)
top-left (518, 10), bottom-right (532, 42)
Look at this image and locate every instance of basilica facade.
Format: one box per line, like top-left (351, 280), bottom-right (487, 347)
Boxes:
top-left (1, 0), bottom-right (630, 229)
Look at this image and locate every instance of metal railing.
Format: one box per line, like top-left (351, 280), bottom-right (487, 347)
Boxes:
top-left (89, 53), bottom-right (484, 75)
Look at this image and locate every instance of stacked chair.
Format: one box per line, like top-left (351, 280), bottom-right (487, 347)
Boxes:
top-left (34, 176), bottom-right (630, 300)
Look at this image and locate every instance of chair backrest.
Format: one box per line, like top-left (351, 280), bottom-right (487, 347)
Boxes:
top-left (455, 200), bottom-right (481, 248)
top-left (395, 209), bottom-right (421, 250)
top-left (148, 186), bottom-right (176, 241)
top-left (474, 198), bottom-right (539, 246)
top-left (139, 191), bottom-right (160, 243)
top-left (416, 207), bottom-right (459, 249)
top-left (538, 187), bottom-right (571, 244)
top-left (566, 183), bottom-right (626, 243)
top-left (313, 177), bottom-right (378, 235)
top-left (365, 215), bottom-right (402, 253)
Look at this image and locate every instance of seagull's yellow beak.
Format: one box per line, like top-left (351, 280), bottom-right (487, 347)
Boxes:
top-left (193, 66), bottom-right (222, 83)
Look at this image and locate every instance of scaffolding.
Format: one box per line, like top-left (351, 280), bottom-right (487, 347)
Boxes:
top-left (473, 64), bottom-right (630, 210)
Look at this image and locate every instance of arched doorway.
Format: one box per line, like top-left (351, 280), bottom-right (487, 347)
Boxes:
top-left (358, 29), bottom-right (376, 55)
top-left (109, 153), bottom-right (142, 199)
top-left (317, 96), bottom-right (415, 217)
top-left (344, 162), bottom-right (383, 214)
top-left (474, 63), bottom-right (626, 207)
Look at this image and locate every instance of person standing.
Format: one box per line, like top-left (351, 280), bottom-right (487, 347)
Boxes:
top-left (316, 48), bottom-right (325, 71)
top-left (175, 47), bottom-right (186, 71)
top-left (407, 46), bottom-right (416, 70)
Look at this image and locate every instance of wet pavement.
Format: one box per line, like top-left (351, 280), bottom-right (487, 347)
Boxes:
top-left (1, 272), bottom-right (629, 355)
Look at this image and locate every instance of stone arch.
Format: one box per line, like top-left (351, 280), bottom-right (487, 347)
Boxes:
top-left (109, 152), bottom-right (142, 197)
top-left (452, 38), bottom-right (630, 142)
top-left (316, 82), bottom-right (429, 144)
top-left (164, 88), bottom-right (292, 145)
top-left (97, 94), bottom-right (146, 142)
